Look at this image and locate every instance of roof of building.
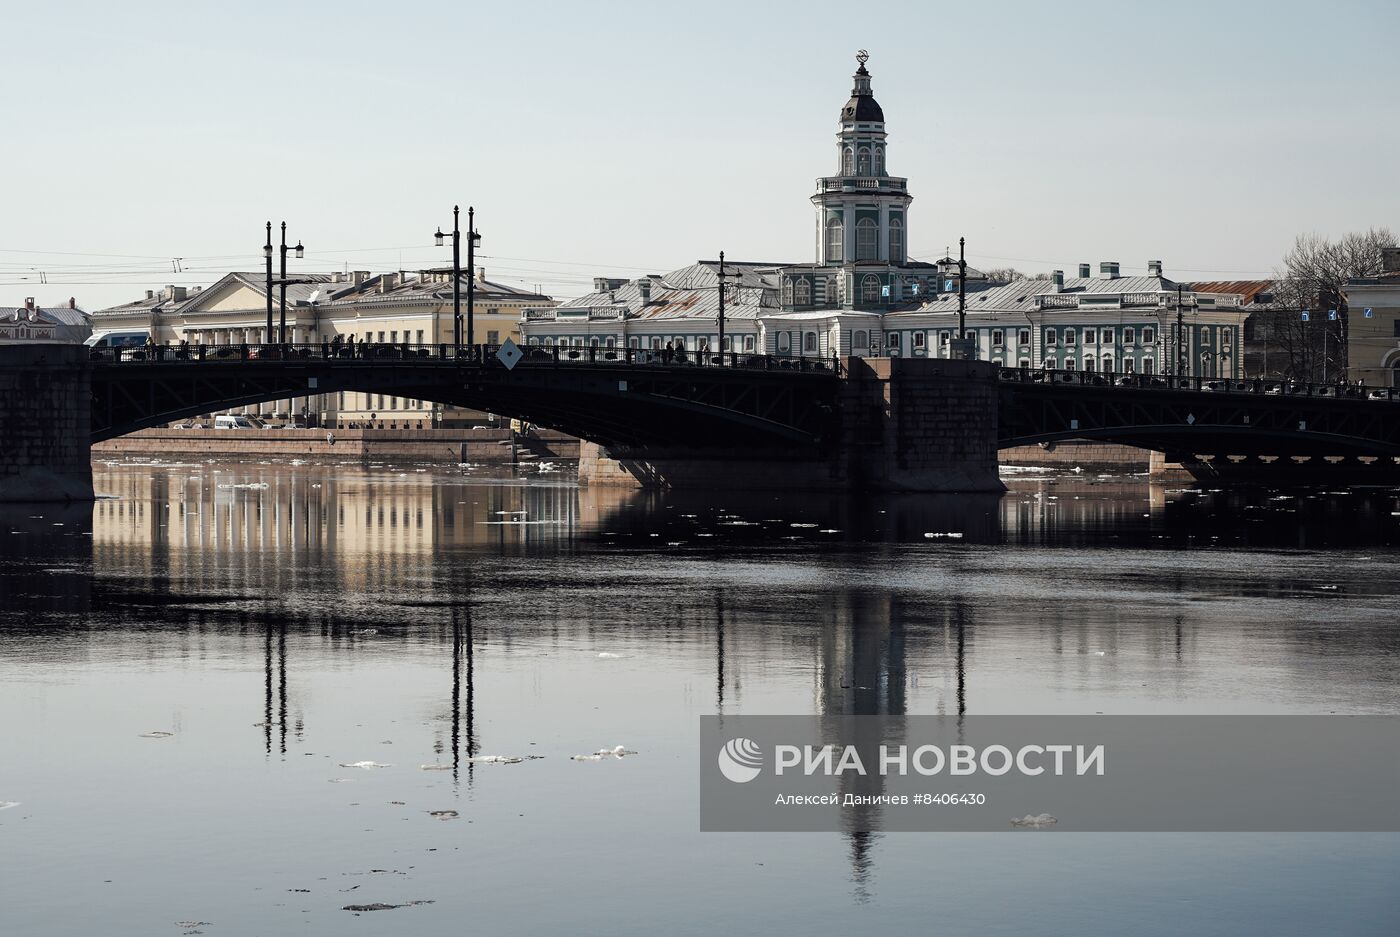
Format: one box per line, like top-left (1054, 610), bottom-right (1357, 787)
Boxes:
top-left (555, 261), bottom-right (788, 322)
top-left (1186, 280), bottom-right (1274, 304)
top-left (843, 62), bottom-right (884, 123)
top-left (905, 273), bottom-right (1188, 316)
top-left (324, 270), bottom-right (552, 306)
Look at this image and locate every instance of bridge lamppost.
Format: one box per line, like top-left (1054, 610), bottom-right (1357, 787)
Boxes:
top-left (277, 222), bottom-right (306, 344)
top-left (434, 205), bottom-right (481, 352)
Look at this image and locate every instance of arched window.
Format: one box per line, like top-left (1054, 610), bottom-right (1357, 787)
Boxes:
top-left (888, 219), bottom-right (903, 264)
top-left (777, 332), bottom-right (791, 353)
top-left (856, 218), bottom-right (877, 260)
top-left (861, 275), bottom-right (880, 304)
top-left (857, 147), bottom-right (871, 175)
top-left (794, 278), bottom-right (811, 306)
top-left (853, 330), bottom-right (869, 353)
top-left (781, 279), bottom-right (793, 306)
top-left (1084, 357), bottom-right (1096, 372)
top-left (874, 147), bottom-right (884, 175)
top-left (826, 217), bottom-right (843, 263)
top-left (843, 148), bottom-right (854, 175)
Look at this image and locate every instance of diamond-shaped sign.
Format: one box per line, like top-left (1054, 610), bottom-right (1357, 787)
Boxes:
top-left (1186, 413), bottom-right (1196, 425)
top-left (496, 337), bottom-right (523, 371)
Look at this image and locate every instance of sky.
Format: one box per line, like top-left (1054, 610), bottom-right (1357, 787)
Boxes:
top-left (5, 0), bottom-right (1399, 310)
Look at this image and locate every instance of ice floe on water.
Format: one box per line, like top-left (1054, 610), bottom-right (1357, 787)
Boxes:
top-left (1010, 813), bottom-right (1058, 828)
top-left (467, 754), bottom-right (544, 766)
top-left (923, 532), bottom-right (964, 539)
top-left (596, 652), bottom-right (625, 659)
top-left (427, 810), bottom-right (459, 820)
top-left (342, 901), bottom-right (434, 913)
top-left (418, 764), bottom-right (453, 771)
top-left (338, 761), bottom-right (392, 769)
top-left (139, 730), bottom-right (175, 739)
top-left (0, 801), bottom-right (20, 811)
top-left (572, 745), bottom-right (638, 761)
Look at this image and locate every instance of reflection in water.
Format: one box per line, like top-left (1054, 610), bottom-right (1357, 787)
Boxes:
top-left (2, 463), bottom-right (1399, 935)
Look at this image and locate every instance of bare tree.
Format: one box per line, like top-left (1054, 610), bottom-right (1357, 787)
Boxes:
top-left (1272, 226), bottom-right (1396, 378)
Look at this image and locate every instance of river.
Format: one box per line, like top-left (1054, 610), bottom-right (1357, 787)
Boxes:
top-left (2, 461), bottom-right (1398, 935)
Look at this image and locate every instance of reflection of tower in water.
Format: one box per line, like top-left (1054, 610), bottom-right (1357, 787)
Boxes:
top-left (816, 591), bottom-right (970, 901)
top-left (449, 604), bottom-right (478, 785)
top-left (261, 615), bottom-right (296, 756)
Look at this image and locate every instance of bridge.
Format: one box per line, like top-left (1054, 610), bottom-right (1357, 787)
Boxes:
top-left (2, 342), bottom-right (1399, 502)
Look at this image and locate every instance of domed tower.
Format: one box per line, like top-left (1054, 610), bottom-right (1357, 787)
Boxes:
top-left (812, 51), bottom-right (912, 267)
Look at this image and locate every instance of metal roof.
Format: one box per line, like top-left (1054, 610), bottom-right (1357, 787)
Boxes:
top-left (909, 274), bottom-right (1188, 315)
top-left (556, 261), bottom-right (787, 322)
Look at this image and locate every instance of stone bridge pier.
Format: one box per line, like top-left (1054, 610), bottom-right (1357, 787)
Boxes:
top-left (579, 357), bottom-right (1004, 493)
top-left (0, 346), bottom-right (93, 502)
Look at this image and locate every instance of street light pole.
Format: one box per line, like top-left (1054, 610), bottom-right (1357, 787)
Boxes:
top-left (434, 206), bottom-right (463, 348)
top-left (466, 206), bottom-right (480, 350)
top-left (718, 251), bottom-right (727, 357)
top-left (277, 222), bottom-right (305, 344)
top-left (1176, 284), bottom-right (1186, 377)
top-left (264, 222), bottom-right (273, 343)
top-left (958, 236), bottom-right (967, 345)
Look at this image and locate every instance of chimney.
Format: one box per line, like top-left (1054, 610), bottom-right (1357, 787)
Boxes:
top-left (638, 278), bottom-right (652, 304)
top-left (475, 268), bottom-right (486, 283)
top-left (1147, 260), bottom-right (1163, 277)
top-left (69, 297), bottom-right (76, 309)
top-left (146, 290), bottom-right (155, 300)
top-left (351, 270), bottom-right (370, 286)
top-left (170, 286), bottom-right (187, 302)
top-left (1078, 263), bottom-right (1091, 279)
top-left (1051, 270), bottom-right (1064, 292)
top-left (1099, 261), bottom-right (1120, 280)
top-left (24, 297), bottom-right (35, 310)
top-left (379, 272), bottom-right (399, 293)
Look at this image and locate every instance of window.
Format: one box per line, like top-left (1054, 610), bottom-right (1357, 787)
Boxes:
top-left (940, 331), bottom-right (950, 346)
top-left (856, 219), bottom-right (877, 260)
top-left (913, 331), bottom-right (926, 348)
top-left (628, 337), bottom-right (639, 348)
top-left (390, 331), bottom-right (398, 343)
top-left (606, 336), bottom-right (616, 348)
top-left (651, 337), bottom-right (662, 349)
top-left (1045, 327), bottom-right (1058, 345)
top-left (1064, 328), bottom-right (1077, 345)
top-left (590, 337), bottom-right (600, 348)
top-left (1102, 355), bottom-right (1114, 371)
top-left (1017, 328), bottom-right (1030, 346)
top-left (861, 275), bottom-right (880, 303)
top-left (826, 217), bottom-right (843, 263)
top-left (887, 332), bottom-right (901, 349)
top-left (1143, 358), bottom-right (1156, 375)
top-left (1018, 358), bottom-right (1030, 368)
top-left (1083, 328), bottom-right (1097, 344)
top-left (1142, 327), bottom-right (1155, 344)
top-left (1066, 359), bottom-right (1077, 371)
top-left (794, 278), bottom-right (811, 305)
top-left (1222, 330), bottom-right (1232, 349)
top-left (874, 147), bottom-right (884, 175)
top-left (888, 219), bottom-right (903, 263)
top-left (854, 329), bottom-right (869, 351)
top-left (1200, 327), bottom-right (1211, 345)
top-left (722, 336), bottom-right (731, 351)
top-left (378, 331), bottom-right (385, 343)
top-left (778, 332), bottom-right (791, 353)
top-left (843, 148), bottom-right (854, 175)
top-left (390, 396), bottom-right (398, 410)
top-left (992, 329), bottom-right (1004, 347)
top-left (964, 330), bottom-right (975, 341)
top-left (487, 330), bottom-right (499, 345)
top-left (1123, 326), bottom-right (1136, 345)
top-left (857, 147), bottom-right (871, 175)
top-left (1101, 327), bottom-right (1114, 344)
top-left (1123, 359), bottom-right (1136, 374)
top-left (744, 335), bottom-right (755, 352)
top-left (1084, 358), bottom-right (1096, 372)
top-left (782, 280), bottom-right (793, 306)
top-left (1394, 321), bottom-right (1400, 338)
top-left (803, 332), bottom-right (818, 352)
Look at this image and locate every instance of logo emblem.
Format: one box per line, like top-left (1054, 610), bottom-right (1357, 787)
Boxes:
top-left (718, 737), bottom-right (763, 784)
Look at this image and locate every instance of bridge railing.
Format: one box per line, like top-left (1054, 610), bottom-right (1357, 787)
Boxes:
top-left (995, 366), bottom-right (1400, 402)
top-left (89, 342), bottom-right (846, 376)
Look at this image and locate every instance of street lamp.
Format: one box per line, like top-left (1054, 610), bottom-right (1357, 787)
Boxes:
top-left (432, 205), bottom-right (481, 351)
top-left (278, 222), bottom-right (307, 344)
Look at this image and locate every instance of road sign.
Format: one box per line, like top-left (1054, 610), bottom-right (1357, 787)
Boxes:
top-left (1365, 308), bottom-right (1374, 318)
top-left (1328, 309), bottom-right (1338, 321)
top-left (497, 337), bottom-right (523, 371)
top-left (1300, 311), bottom-right (1310, 321)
